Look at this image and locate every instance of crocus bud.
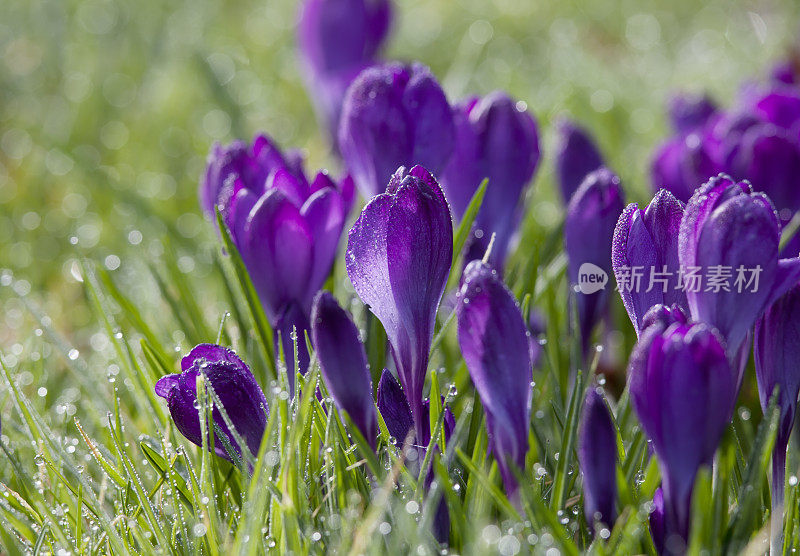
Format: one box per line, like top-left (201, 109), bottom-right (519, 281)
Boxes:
top-left (564, 168), bottom-right (626, 354)
top-left (628, 323), bottom-right (734, 551)
top-left (205, 134), bottom-right (354, 379)
top-left (457, 260), bottom-right (532, 495)
top-left (754, 284), bottom-right (800, 547)
top-left (155, 344), bottom-right (269, 462)
top-left (667, 93), bottom-right (717, 134)
top-left (554, 119), bottom-right (605, 205)
top-left (338, 62), bottom-right (456, 199)
top-left (612, 189), bottom-right (687, 336)
top-left (311, 291), bottom-right (377, 448)
top-left (297, 0), bottom-right (392, 141)
top-left (723, 123), bottom-right (800, 256)
top-left (678, 174), bottom-right (800, 356)
top-left (747, 88), bottom-right (800, 130)
top-left (346, 166), bottom-right (452, 442)
top-left (577, 387), bottom-right (617, 529)
top-left (440, 92), bottom-right (540, 267)
top-left (650, 133), bottom-right (720, 202)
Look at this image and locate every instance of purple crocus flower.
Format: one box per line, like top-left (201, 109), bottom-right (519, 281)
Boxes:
top-left (297, 0), bottom-right (392, 143)
top-left (577, 387), bottom-right (617, 529)
top-left (457, 260), bottom-right (532, 495)
top-left (754, 284), bottom-right (800, 550)
top-left (338, 62), bottom-right (456, 199)
top-left (678, 174), bottom-right (800, 357)
top-left (201, 134), bottom-right (354, 378)
top-left (310, 291), bottom-right (377, 448)
top-left (554, 118), bottom-right (605, 205)
top-left (564, 168), bottom-right (626, 354)
top-left (155, 344), bottom-right (268, 462)
top-left (628, 322), bottom-right (735, 552)
top-left (346, 165), bottom-right (452, 443)
top-left (440, 91), bottom-right (540, 267)
top-left (650, 133), bottom-right (720, 203)
top-left (666, 93), bottom-right (717, 134)
top-left (612, 189), bottom-right (688, 336)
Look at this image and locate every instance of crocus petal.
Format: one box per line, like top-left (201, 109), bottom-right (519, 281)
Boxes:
top-left (311, 291), bottom-right (377, 448)
top-left (242, 189), bottom-right (314, 324)
top-left (301, 186), bottom-right (347, 297)
top-left (612, 189), bottom-right (687, 336)
top-left (377, 369), bottom-right (414, 444)
top-left (346, 166), bottom-right (452, 439)
top-left (554, 118), bottom-right (604, 205)
top-left (457, 260), bottom-right (531, 494)
top-left (650, 134), bottom-right (719, 203)
top-left (155, 344), bottom-right (269, 463)
top-left (578, 387), bottom-right (618, 528)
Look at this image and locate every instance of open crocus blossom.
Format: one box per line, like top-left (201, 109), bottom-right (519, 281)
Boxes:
top-left (440, 91), bottom-right (540, 267)
top-left (754, 285), bottom-right (800, 551)
top-left (457, 260), bottom-right (532, 495)
top-left (201, 133), bottom-right (354, 378)
top-left (297, 0), bottom-right (392, 143)
top-left (612, 189), bottom-right (688, 336)
top-left (553, 118), bottom-right (604, 205)
top-left (577, 387), bottom-right (617, 530)
top-left (678, 174), bottom-right (800, 356)
top-left (346, 165), bottom-right (452, 443)
top-left (311, 291), bottom-right (377, 448)
top-left (155, 344), bottom-right (269, 463)
top-left (338, 62), bottom-right (455, 199)
top-left (564, 168), bottom-right (626, 354)
top-left (628, 323), bottom-right (735, 552)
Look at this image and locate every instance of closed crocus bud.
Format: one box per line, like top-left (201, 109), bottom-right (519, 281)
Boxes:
top-left (628, 323), bottom-right (735, 551)
top-left (612, 189), bottom-right (688, 336)
top-left (339, 62), bottom-right (456, 199)
top-left (565, 168), bottom-right (626, 354)
top-left (297, 0), bottom-right (392, 141)
top-left (667, 93), bottom-right (717, 134)
top-left (650, 133), bottom-right (720, 202)
top-left (155, 344), bottom-right (269, 463)
top-left (554, 119), bottom-right (605, 205)
top-left (211, 135), bottom-right (354, 380)
top-left (311, 291), bottom-right (377, 448)
top-left (754, 285), bottom-right (800, 551)
top-left (577, 387), bottom-right (617, 529)
top-left (723, 123), bottom-right (800, 256)
top-left (457, 260), bottom-right (532, 495)
top-left (440, 92), bottom-right (540, 267)
top-left (347, 166), bottom-right (452, 443)
top-left (678, 174), bottom-right (800, 356)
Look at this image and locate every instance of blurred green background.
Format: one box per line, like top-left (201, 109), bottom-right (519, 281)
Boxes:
top-left (1, 0), bottom-right (799, 359)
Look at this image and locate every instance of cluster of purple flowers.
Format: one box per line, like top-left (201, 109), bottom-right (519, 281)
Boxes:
top-left (152, 1), bottom-right (800, 552)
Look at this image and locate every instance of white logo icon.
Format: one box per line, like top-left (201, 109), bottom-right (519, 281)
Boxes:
top-left (577, 263), bottom-right (608, 294)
